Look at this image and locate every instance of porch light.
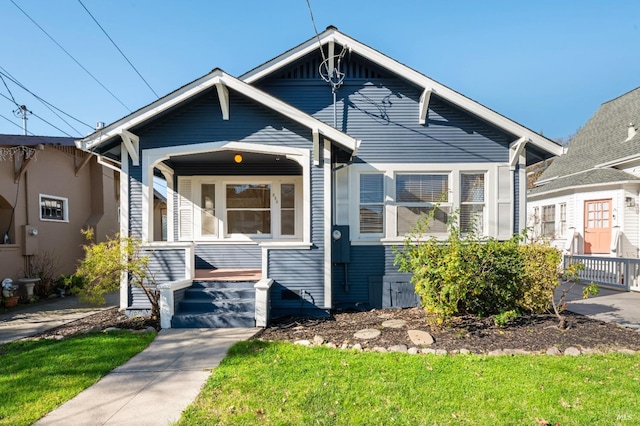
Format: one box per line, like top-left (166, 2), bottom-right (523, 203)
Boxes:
top-left (234, 154), bottom-right (243, 163)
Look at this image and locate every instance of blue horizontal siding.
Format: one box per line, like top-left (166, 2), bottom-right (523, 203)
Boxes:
top-left (195, 244), bottom-right (261, 269)
top-left (269, 163), bottom-right (326, 316)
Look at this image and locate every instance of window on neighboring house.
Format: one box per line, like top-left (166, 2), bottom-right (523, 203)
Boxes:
top-left (201, 184), bottom-right (216, 236)
top-left (559, 203), bottom-right (566, 237)
top-left (396, 174), bottom-right (449, 235)
top-left (359, 174), bottom-right (384, 234)
top-left (226, 184), bottom-right (271, 235)
top-left (460, 173), bottom-right (485, 234)
top-left (542, 205), bottom-right (555, 237)
top-left (40, 195), bottom-right (68, 222)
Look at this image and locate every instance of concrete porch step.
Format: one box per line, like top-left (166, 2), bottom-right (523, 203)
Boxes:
top-left (177, 298), bottom-right (255, 314)
top-left (171, 312), bottom-right (255, 328)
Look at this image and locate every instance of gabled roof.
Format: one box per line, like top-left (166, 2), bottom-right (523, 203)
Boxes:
top-left (536, 87), bottom-right (640, 189)
top-left (79, 69), bottom-right (359, 153)
top-left (529, 168), bottom-right (640, 197)
top-left (241, 26), bottom-right (562, 159)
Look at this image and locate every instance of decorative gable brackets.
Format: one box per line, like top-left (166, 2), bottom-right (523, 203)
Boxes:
top-left (509, 137), bottom-right (529, 170)
top-left (215, 82), bottom-right (229, 120)
top-left (419, 88), bottom-right (434, 125)
top-left (121, 129), bottom-right (140, 166)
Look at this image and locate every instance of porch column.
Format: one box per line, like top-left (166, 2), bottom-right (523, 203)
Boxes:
top-left (323, 139), bottom-right (332, 308)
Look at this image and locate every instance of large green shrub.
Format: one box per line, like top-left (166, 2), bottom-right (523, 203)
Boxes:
top-left (394, 212), bottom-right (563, 322)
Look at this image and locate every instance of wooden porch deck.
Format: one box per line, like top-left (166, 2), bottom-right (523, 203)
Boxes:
top-left (194, 268), bottom-right (262, 281)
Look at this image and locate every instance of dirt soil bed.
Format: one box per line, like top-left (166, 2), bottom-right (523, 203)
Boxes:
top-left (258, 308), bottom-right (640, 354)
top-left (26, 307), bottom-right (640, 354)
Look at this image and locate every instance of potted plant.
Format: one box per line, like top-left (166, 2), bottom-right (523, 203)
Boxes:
top-left (2, 278), bottom-right (19, 307)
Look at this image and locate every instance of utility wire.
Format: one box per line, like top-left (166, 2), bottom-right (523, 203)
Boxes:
top-left (31, 111), bottom-right (74, 137)
top-left (0, 74), bottom-right (18, 105)
top-left (305, 0), bottom-right (328, 65)
top-left (10, 0), bottom-right (132, 113)
top-left (78, 0), bottom-right (159, 99)
top-left (0, 67), bottom-right (93, 132)
top-left (0, 112), bottom-right (26, 132)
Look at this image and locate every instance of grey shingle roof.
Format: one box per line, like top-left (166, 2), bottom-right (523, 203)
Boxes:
top-left (535, 86), bottom-right (640, 188)
top-left (529, 168), bottom-right (640, 195)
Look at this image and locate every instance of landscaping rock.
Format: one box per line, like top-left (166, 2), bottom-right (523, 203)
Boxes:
top-left (103, 327), bottom-right (121, 333)
top-left (381, 319), bottom-right (407, 329)
top-left (564, 347), bottom-right (581, 356)
top-left (294, 339), bottom-right (312, 346)
top-left (435, 349), bottom-right (447, 355)
top-left (546, 347), bottom-right (561, 356)
top-left (373, 346), bottom-right (388, 353)
top-left (388, 345), bottom-right (408, 353)
top-left (340, 343), bottom-right (350, 350)
top-left (407, 347), bottom-right (419, 354)
top-left (408, 330), bottom-right (434, 346)
top-left (618, 348), bottom-right (636, 355)
top-left (313, 335), bottom-right (325, 345)
top-left (421, 348), bottom-right (436, 354)
top-left (487, 349), bottom-right (504, 356)
top-left (459, 349), bottom-right (471, 355)
top-left (84, 325), bottom-right (102, 334)
top-left (354, 329), bottom-right (381, 340)
top-left (326, 342), bottom-right (337, 349)
top-left (352, 343), bottom-right (363, 351)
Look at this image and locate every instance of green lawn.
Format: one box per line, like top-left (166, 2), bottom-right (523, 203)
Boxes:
top-left (179, 340), bottom-right (640, 425)
top-left (0, 331), bottom-right (155, 426)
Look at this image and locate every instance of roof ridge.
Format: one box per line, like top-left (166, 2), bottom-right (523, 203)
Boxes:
top-left (601, 86), bottom-right (640, 106)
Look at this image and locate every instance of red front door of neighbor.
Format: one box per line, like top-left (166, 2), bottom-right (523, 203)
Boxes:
top-left (584, 199), bottom-right (611, 254)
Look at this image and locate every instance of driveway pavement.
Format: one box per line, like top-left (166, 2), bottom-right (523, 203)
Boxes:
top-left (560, 282), bottom-right (640, 329)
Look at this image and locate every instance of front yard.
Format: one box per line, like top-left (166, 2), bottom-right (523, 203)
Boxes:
top-left (179, 340), bottom-right (640, 425)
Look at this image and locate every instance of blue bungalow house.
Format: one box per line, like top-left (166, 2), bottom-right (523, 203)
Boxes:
top-left (78, 27), bottom-right (562, 328)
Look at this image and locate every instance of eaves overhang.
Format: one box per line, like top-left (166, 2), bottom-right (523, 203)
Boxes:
top-left (241, 26), bottom-right (562, 159)
top-left (79, 69), bottom-right (359, 154)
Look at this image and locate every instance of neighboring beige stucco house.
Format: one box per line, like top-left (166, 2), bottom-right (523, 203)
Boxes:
top-left (0, 134), bottom-right (119, 287)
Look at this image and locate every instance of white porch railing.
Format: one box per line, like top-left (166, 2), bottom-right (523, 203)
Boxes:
top-left (564, 255), bottom-right (635, 291)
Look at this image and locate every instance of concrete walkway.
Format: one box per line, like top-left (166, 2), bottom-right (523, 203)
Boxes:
top-left (561, 283), bottom-right (640, 329)
top-left (0, 292), bottom-right (119, 344)
top-left (35, 327), bottom-right (259, 426)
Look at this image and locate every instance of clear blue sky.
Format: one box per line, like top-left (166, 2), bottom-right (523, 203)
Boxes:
top-left (1, 0), bottom-right (639, 141)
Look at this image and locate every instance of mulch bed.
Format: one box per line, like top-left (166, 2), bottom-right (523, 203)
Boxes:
top-left (24, 306), bottom-right (640, 355)
top-left (258, 308), bottom-right (640, 354)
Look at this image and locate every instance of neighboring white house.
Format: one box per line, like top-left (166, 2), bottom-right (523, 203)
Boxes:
top-left (528, 87), bottom-right (640, 264)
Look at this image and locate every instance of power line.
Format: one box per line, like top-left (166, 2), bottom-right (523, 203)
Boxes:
top-left (0, 74), bottom-right (18, 106)
top-left (10, 0), bottom-right (132, 113)
top-left (0, 112), bottom-right (25, 132)
top-left (78, 0), bottom-right (159, 99)
top-left (0, 67), bottom-right (92, 134)
top-left (31, 111), bottom-right (74, 137)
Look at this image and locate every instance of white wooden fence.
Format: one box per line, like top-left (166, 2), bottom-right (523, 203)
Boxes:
top-left (564, 255), bottom-right (639, 291)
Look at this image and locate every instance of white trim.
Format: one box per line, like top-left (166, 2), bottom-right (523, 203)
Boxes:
top-left (241, 28), bottom-right (562, 158)
top-left (155, 163), bottom-right (174, 242)
top-left (120, 130), bottom-right (140, 166)
top-left (158, 278), bottom-right (192, 329)
top-left (595, 153), bottom-right (640, 169)
top-left (141, 141), bottom-right (311, 246)
top-left (215, 82), bottom-right (229, 120)
top-left (418, 88), bottom-right (433, 125)
top-left (509, 137), bottom-right (528, 170)
top-left (119, 149), bottom-right (129, 310)
top-left (38, 194), bottom-right (69, 223)
top-left (528, 180), bottom-right (640, 199)
top-left (323, 139), bottom-right (332, 308)
top-left (518, 154), bottom-right (527, 232)
top-left (81, 70), bottom-right (358, 153)
top-left (349, 162), bottom-right (498, 241)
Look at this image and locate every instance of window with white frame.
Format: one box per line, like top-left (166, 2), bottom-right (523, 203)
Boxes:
top-left (184, 177), bottom-right (300, 240)
top-left (359, 174), bottom-right (384, 234)
top-left (395, 174), bottom-right (449, 235)
top-left (559, 203), bottom-right (566, 237)
top-left (542, 205), bottom-right (555, 237)
top-left (40, 194), bottom-right (68, 222)
top-left (460, 173), bottom-right (485, 234)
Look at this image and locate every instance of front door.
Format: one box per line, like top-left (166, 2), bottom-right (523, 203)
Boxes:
top-left (584, 199), bottom-right (611, 254)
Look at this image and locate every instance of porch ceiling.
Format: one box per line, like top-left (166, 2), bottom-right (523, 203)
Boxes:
top-left (167, 150), bottom-right (295, 166)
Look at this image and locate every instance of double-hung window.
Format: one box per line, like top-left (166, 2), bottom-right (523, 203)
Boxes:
top-left (226, 184), bottom-right (271, 235)
top-left (395, 174), bottom-right (449, 235)
top-left (460, 173), bottom-right (485, 234)
top-left (559, 203), bottom-right (567, 237)
top-left (542, 205), bottom-right (556, 238)
top-left (359, 174), bottom-right (384, 234)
